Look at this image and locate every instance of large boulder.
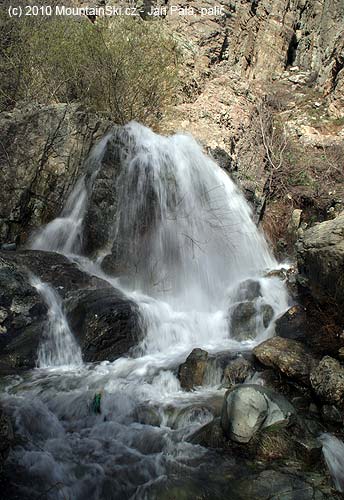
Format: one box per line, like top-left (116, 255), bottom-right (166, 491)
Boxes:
top-left (297, 213), bottom-right (344, 315)
top-left (310, 356), bottom-right (344, 408)
top-left (65, 288), bottom-right (142, 362)
top-left (0, 103), bottom-right (110, 245)
top-left (221, 384), bottom-right (295, 443)
top-left (0, 250), bottom-right (140, 368)
top-left (253, 336), bottom-right (317, 385)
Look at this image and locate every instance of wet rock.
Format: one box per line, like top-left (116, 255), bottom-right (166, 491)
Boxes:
top-left (169, 405), bottom-right (214, 433)
top-left (297, 212), bottom-right (344, 316)
top-left (6, 250), bottom-right (108, 298)
top-left (234, 279), bottom-right (262, 302)
top-left (222, 356), bottom-right (253, 388)
top-left (188, 417), bottom-right (226, 448)
top-left (275, 305), bottom-right (308, 341)
top-left (310, 356), bottom-right (344, 407)
top-left (0, 250), bottom-right (116, 369)
top-left (178, 348), bottom-right (209, 391)
top-left (134, 405), bottom-right (161, 427)
top-left (293, 435), bottom-right (323, 465)
top-left (232, 469), bottom-right (329, 500)
top-left (66, 288), bottom-right (142, 362)
top-left (221, 384), bottom-right (295, 443)
top-left (321, 405), bottom-right (343, 425)
top-left (229, 301), bottom-right (274, 341)
top-left (253, 336), bottom-right (317, 385)
top-left (0, 406), bottom-right (14, 474)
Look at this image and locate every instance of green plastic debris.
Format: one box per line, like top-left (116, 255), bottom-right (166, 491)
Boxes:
top-left (92, 393), bottom-right (102, 414)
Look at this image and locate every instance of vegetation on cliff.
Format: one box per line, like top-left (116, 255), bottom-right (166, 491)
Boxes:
top-left (0, 12), bottom-right (179, 125)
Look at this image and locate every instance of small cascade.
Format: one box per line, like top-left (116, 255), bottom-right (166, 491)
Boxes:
top-left (30, 133), bottom-right (111, 255)
top-left (320, 433), bottom-right (344, 492)
top-left (32, 277), bottom-right (82, 368)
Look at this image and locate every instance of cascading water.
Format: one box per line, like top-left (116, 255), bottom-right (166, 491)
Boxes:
top-left (2, 122), bottom-right (291, 499)
top-left (320, 433), bottom-right (344, 492)
top-left (32, 277), bottom-right (82, 368)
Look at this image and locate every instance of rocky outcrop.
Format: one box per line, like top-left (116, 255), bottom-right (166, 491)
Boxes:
top-left (66, 288), bottom-right (142, 362)
top-left (221, 384), bottom-right (295, 443)
top-left (297, 213), bottom-right (344, 315)
top-left (0, 103), bottom-right (110, 245)
top-left (0, 250), bottom-right (141, 369)
top-left (253, 336), bottom-right (317, 385)
top-left (310, 356), bottom-right (344, 408)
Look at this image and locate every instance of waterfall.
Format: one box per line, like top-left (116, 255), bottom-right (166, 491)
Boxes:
top-left (31, 277), bottom-right (82, 368)
top-left (320, 433), bottom-right (344, 492)
top-left (32, 122), bottom-right (288, 355)
top-left (1, 123), bottom-right (292, 499)
top-left (108, 122), bottom-right (276, 307)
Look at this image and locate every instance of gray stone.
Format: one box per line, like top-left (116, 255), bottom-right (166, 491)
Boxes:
top-left (321, 405), bottom-right (343, 424)
top-left (221, 384), bottom-right (295, 443)
top-left (229, 300), bottom-right (274, 341)
top-left (310, 356), bottom-right (344, 407)
top-left (297, 212), bottom-right (344, 315)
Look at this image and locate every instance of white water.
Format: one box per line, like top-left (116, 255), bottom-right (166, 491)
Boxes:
top-left (2, 123), bottom-right (291, 499)
top-left (320, 433), bottom-right (344, 492)
top-left (32, 277), bottom-right (82, 368)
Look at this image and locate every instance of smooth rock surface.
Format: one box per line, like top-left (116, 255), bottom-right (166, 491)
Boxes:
top-left (221, 384), bottom-right (295, 443)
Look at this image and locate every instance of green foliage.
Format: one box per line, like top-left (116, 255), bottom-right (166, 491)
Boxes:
top-left (0, 13), bottom-right (180, 125)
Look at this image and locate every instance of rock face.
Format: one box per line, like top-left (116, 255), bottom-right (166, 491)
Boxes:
top-left (310, 356), bottom-right (344, 408)
top-left (178, 348), bottom-right (209, 391)
top-left (297, 213), bottom-right (344, 315)
top-left (0, 103), bottom-right (110, 245)
top-left (221, 384), bottom-right (295, 443)
top-left (66, 288), bottom-right (142, 362)
top-left (253, 336), bottom-right (317, 385)
top-left (0, 253), bottom-right (47, 370)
